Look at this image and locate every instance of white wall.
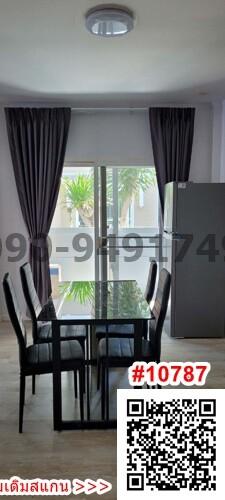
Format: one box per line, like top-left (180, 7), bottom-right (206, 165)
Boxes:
top-left (0, 103), bottom-right (213, 318)
top-left (52, 105), bottom-right (213, 248)
top-left (189, 104), bottom-right (213, 182)
top-left (211, 102), bottom-right (223, 182)
top-left (211, 100), bottom-right (225, 183)
top-left (66, 106), bottom-right (213, 179)
top-left (66, 110), bottom-right (154, 166)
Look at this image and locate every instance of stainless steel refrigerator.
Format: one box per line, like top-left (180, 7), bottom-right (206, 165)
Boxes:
top-left (163, 182), bottom-right (225, 338)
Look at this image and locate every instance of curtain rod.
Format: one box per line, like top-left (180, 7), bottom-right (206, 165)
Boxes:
top-left (71, 107), bottom-right (148, 112)
top-left (70, 105), bottom-right (195, 112)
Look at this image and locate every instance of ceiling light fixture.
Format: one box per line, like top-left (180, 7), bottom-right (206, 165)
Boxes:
top-left (85, 4), bottom-right (134, 37)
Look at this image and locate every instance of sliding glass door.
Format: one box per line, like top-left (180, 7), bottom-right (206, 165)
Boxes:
top-left (50, 164), bottom-right (159, 293)
top-left (97, 165), bottom-right (159, 290)
top-left (50, 165), bottom-right (96, 306)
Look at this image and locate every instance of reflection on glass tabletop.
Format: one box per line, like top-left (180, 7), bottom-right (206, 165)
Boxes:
top-left (55, 280), bottom-right (151, 321)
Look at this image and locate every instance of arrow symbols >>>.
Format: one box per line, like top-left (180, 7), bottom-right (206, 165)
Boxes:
top-left (86, 479), bottom-right (97, 495)
top-left (97, 479), bottom-right (112, 495)
top-left (73, 478), bottom-right (112, 495)
top-left (73, 480), bottom-right (85, 494)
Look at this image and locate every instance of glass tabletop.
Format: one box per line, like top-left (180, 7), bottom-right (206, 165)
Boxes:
top-left (54, 280), bottom-right (151, 321)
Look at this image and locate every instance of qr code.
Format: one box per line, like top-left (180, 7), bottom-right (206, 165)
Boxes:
top-left (117, 390), bottom-right (224, 500)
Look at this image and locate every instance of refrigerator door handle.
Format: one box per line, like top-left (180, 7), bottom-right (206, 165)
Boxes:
top-left (164, 230), bottom-right (182, 239)
top-left (171, 232), bottom-right (184, 239)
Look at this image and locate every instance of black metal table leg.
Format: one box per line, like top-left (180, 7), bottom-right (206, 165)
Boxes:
top-left (105, 323), bottom-right (109, 422)
top-left (52, 320), bottom-right (62, 431)
top-left (86, 325), bottom-right (90, 421)
top-left (133, 320), bottom-right (143, 389)
top-left (133, 320), bottom-right (143, 360)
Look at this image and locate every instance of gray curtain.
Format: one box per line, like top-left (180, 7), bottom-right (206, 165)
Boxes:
top-left (149, 107), bottom-right (195, 211)
top-left (5, 107), bottom-right (71, 305)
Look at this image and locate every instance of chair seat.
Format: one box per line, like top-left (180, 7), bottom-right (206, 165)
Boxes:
top-left (98, 337), bottom-right (154, 360)
top-left (37, 322), bottom-right (86, 342)
top-left (95, 324), bottom-right (134, 339)
top-left (26, 340), bottom-right (84, 369)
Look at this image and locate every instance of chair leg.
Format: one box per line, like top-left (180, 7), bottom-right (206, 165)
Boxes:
top-left (23, 376), bottom-right (26, 405)
top-left (32, 375), bottom-right (36, 395)
top-left (79, 368), bottom-right (84, 421)
top-left (83, 366), bottom-right (85, 394)
top-left (97, 362), bottom-right (100, 391)
top-left (19, 374), bottom-right (25, 433)
top-left (79, 339), bottom-right (86, 394)
top-left (82, 337), bottom-right (86, 355)
top-left (143, 319), bottom-right (148, 340)
top-left (74, 371), bottom-right (78, 398)
top-left (101, 364), bottom-right (105, 421)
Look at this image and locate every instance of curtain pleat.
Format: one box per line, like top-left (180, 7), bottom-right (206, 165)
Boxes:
top-left (149, 107), bottom-right (195, 211)
top-left (5, 107), bottom-right (71, 305)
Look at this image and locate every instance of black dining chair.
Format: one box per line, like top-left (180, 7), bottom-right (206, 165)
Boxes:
top-left (20, 262), bottom-right (87, 396)
top-left (95, 260), bottom-right (157, 342)
top-left (20, 263), bottom-right (86, 348)
top-left (97, 268), bottom-right (171, 419)
top-left (144, 259), bottom-right (157, 304)
top-left (3, 273), bottom-right (85, 433)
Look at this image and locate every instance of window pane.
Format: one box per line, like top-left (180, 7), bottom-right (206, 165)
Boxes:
top-left (106, 166), bottom-right (159, 289)
top-left (50, 166), bottom-right (95, 300)
top-left (106, 166), bottom-right (158, 232)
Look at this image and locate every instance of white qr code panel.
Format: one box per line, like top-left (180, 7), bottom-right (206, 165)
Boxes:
top-left (117, 390), bottom-right (225, 500)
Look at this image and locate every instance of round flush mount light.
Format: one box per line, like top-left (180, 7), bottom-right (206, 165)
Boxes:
top-left (85, 4), bottom-right (134, 37)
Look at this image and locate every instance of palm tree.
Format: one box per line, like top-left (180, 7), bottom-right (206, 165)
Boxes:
top-left (62, 175), bottom-right (94, 226)
top-left (107, 168), bottom-right (156, 226)
top-left (62, 168), bottom-right (156, 228)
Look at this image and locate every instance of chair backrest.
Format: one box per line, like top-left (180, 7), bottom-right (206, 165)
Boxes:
top-left (3, 273), bottom-right (27, 366)
top-left (144, 260), bottom-right (157, 304)
top-left (150, 268), bottom-right (171, 362)
top-left (20, 262), bottom-right (42, 339)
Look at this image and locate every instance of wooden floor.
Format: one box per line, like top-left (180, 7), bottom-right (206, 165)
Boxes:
top-left (0, 321), bottom-right (224, 499)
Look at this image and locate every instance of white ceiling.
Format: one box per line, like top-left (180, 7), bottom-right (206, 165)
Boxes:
top-left (0, 0), bottom-right (225, 105)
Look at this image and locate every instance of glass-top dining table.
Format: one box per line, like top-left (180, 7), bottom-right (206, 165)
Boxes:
top-left (52, 280), bottom-right (151, 430)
